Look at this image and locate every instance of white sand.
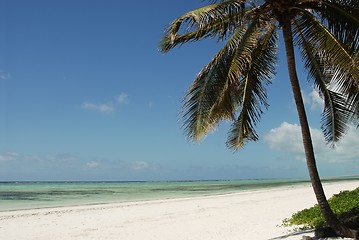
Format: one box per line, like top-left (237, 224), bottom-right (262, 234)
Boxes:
top-left (1, 180), bottom-right (358, 240)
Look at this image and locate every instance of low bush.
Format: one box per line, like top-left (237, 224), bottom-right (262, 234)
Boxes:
top-left (283, 187), bottom-right (359, 230)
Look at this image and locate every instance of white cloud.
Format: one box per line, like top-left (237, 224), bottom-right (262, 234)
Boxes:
top-left (265, 122), bottom-right (306, 153)
top-left (301, 91), bottom-right (309, 105)
top-left (0, 152), bottom-right (81, 163)
top-left (264, 122), bottom-right (359, 163)
top-left (86, 161), bottom-right (100, 168)
top-left (81, 102), bottom-right (114, 113)
top-left (0, 152), bottom-right (20, 162)
top-left (130, 161), bottom-right (152, 170)
top-left (309, 90), bottom-right (324, 111)
top-left (302, 90), bottom-right (324, 111)
top-left (0, 72), bottom-right (11, 80)
top-left (81, 93), bottom-right (129, 114)
top-left (328, 130), bottom-right (359, 163)
top-left (117, 92), bottom-right (128, 104)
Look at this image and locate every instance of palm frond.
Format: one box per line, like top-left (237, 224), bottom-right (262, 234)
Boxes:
top-left (294, 9), bottom-right (359, 110)
top-left (303, 49), bottom-right (350, 144)
top-left (227, 20), bottom-right (278, 149)
top-left (293, 19), bottom-right (352, 145)
top-left (319, 1), bottom-right (359, 119)
top-left (320, 0), bottom-right (359, 53)
top-left (321, 90), bottom-right (351, 146)
top-left (181, 23), bottom-right (248, 141)
top-left (159, 0), bottom-right (248, 53)
top-left (181, 13), bottom-right (271, 142)
top-left (348, 93), bottom-right (359, 128)
top-left (295, 9), bottom-right (359, 75)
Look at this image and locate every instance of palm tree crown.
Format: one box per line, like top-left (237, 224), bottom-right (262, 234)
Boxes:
top-left (160, 0), bottom-right (359, 238)
top-left (160, 0), bottom-right (359, 149)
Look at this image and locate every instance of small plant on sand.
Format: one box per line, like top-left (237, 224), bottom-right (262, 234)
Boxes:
top-left (283, 187), bottom-right (359, 230)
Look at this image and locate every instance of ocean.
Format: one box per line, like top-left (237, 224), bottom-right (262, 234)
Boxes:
top-left (1, 177), bottom-right (357, 211)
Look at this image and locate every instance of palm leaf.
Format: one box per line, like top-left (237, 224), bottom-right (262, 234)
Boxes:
top-left (295, 9), bottom-right (359, 80)
top-left (320, 0), bottom-right (359, 53)
top-left (181, 13), bottom-right (268, 142)
top-left (317, 1), bottom-right (359, 127)
top-left (180, 23), bottom-right (248, 141)
top-left (293, 12), bottom-right (359, 143)
top-left (294, 9), bottom-right (359, 117)
top-left (159, 0), bottom-right (247, 53)
top-left (227, 20), bottom-right (278, 149)
top-left (296, 32), bottom-right (350, 144)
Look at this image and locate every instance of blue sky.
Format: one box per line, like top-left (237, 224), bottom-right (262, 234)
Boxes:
top-left (0, 0), bottom-right (358, 181)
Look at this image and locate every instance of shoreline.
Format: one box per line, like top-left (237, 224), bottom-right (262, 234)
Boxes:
top-left (1, 180), bottom-right (358, 240)
top-left (2, 177), bottom-right (358, 212)
top-left (0, 184), bottom-right (308, 213)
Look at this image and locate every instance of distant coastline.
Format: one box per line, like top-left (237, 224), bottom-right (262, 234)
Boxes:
top-left (1, 174), bottom-right (358, 183)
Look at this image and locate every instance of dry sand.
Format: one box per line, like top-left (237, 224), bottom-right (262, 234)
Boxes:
top-left (1, 180), bottom-right (358, 240)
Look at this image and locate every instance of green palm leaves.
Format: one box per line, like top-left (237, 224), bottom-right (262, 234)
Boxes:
top-left (293, 1), bottom-right (359, 143)
top-left (159, 1), bottom-right (246, 52)
top-left (159, 0), bottom-right (359, 149)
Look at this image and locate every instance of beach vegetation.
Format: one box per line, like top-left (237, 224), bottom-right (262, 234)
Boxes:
top-left (283, 187), bottom-right (359, 231)
top-left (160, 0), bottom-right (359, 238)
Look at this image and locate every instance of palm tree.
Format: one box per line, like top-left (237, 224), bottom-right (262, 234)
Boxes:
top-left (160, 0), bottom-right (359, 238)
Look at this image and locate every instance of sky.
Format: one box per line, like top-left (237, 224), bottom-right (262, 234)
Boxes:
top-left (0, 0), bottom-right (358, 181)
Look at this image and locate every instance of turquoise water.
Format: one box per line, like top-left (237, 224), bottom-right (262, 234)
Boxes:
top-left (1, 178), bottom-right (357, 211)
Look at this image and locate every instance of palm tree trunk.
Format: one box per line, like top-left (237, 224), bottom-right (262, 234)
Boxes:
top-left (281, 16), bottom-right (358, 239)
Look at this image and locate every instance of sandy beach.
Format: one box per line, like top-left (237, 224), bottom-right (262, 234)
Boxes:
top-left (1, 180), bottom-right (358, 240)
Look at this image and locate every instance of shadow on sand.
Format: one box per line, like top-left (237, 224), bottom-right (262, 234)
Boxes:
top-left (268, 229), bottom-right (314, 240)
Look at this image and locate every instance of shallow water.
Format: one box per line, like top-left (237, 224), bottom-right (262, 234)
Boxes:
top-left (1, 177), bottom-right (357, 211)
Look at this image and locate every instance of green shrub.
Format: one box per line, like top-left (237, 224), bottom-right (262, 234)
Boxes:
top-left (283, 187), bottom-right (359, 230)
